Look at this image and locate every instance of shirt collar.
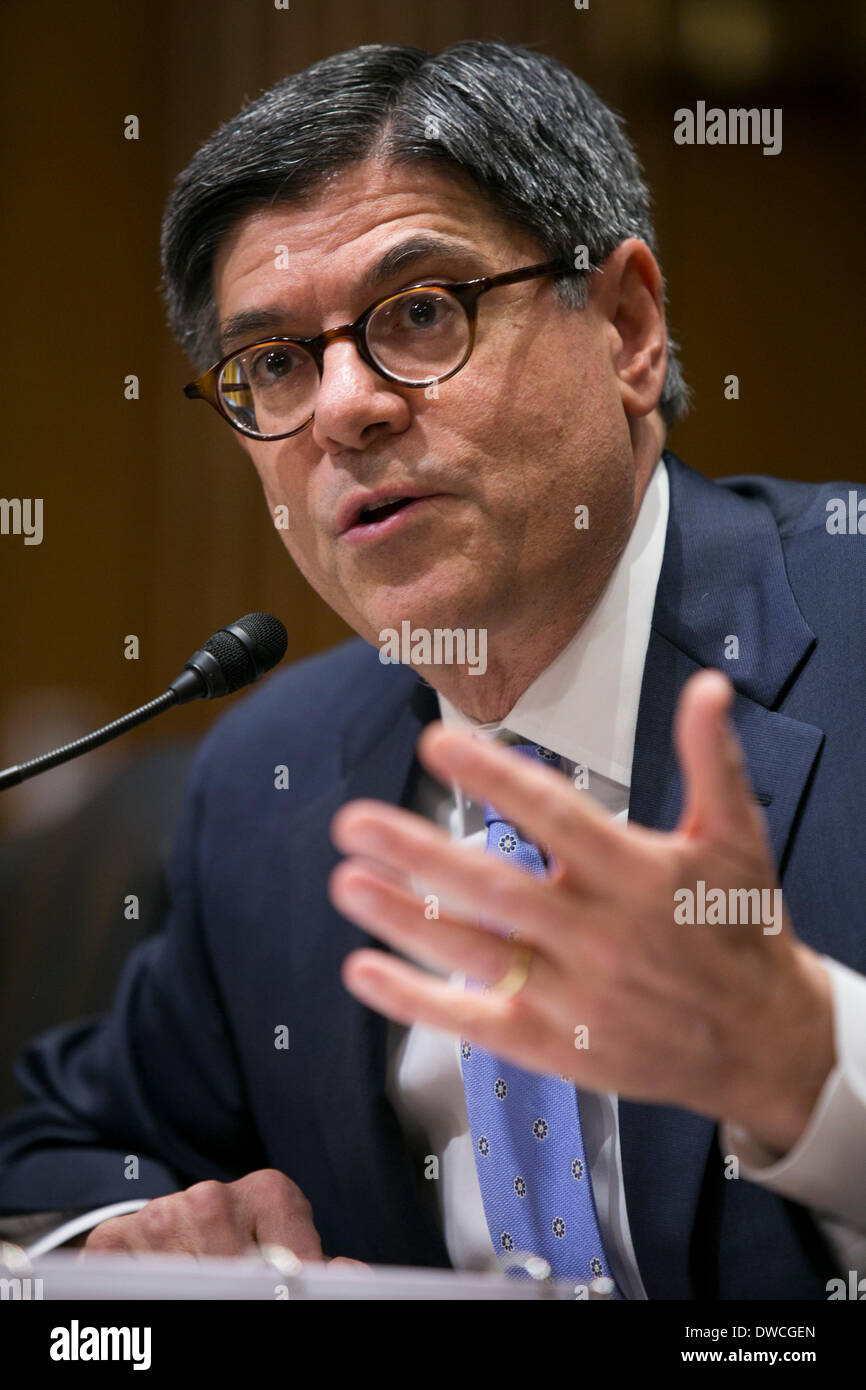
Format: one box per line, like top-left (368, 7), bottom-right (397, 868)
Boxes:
top-left (435, 456), bottom-right (669, 787)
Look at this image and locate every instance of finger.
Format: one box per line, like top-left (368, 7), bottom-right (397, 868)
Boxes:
top-left (79, 1219), bottom-right (135, 1257)
top-left (331, 801), bottom-right (583, 947)
top-left (414, 722), bottom-right (626, 887)
top-left (167, 1183), bottom-right (256, 1257)
top-left (328, 859), bottom-right (561, 983)
top-left (674, 669), bottom-right (768, 847)
top-left (241, 1179), bottom-right (325, 1262)
top-left (80, 1209), bottom-right (199, 1260)
top-left (342, 949), bottom-right (573, 1080)
top-left (254, 1218), bottom-right (324, 1263)
top-left (326, 1256), bottom-right (374, 1274)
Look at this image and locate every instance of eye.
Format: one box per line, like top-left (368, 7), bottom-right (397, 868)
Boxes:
top-left (249, 345), bottom-right (305, 385)
top-left (402, 294), bottom-right (441, 326)
top-left (394, 291), bottom-right (456, 331)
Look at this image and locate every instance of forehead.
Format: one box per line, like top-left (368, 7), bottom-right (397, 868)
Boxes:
top-left (211, 157), bottom-right (539, 320)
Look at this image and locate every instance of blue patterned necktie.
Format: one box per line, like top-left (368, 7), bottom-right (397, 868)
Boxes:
top-left (460, 741), bottom-right (622, 1295)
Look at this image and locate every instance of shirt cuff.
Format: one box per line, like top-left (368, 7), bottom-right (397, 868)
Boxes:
top-left (719, 955), bottom-right (866, 1230)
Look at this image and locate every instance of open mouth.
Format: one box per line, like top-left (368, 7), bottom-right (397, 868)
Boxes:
top-left (337, 489), bottom-right (445, 542)
top-left (355, 496), bottom-right (414, 526)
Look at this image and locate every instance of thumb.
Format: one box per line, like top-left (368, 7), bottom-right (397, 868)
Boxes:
top-left (674, 669), bottom-right (765, 846)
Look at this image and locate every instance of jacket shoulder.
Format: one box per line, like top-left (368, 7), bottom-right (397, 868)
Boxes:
top-left (714, 468), bottom-right (863, 541)
top-left (185, 634), bottom-right (410, 787)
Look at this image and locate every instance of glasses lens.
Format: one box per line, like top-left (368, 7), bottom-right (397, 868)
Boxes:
top-left (366, 288), bottom-right (470, 383)
top-left (218, 342), bottom-right (318, 438)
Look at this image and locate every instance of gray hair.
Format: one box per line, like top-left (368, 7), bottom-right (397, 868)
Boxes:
top-left (160, 40), bottom-right (689, 427)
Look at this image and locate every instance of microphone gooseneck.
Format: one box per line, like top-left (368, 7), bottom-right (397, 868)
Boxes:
top-left (0, 613), bottom-right (288, 791)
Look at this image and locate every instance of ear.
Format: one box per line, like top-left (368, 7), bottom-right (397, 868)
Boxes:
top-left (590, 238), bottom-right (668, 420)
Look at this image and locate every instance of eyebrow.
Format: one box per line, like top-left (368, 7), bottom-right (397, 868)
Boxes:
top-left (216, 235), bottom-right (487, 351)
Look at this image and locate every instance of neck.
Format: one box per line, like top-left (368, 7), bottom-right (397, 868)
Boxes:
top-left (417, 599), bottom-right (594, 723)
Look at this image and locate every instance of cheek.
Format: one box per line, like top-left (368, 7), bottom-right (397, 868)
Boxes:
top-left (249, 449), bottom-right (333, 577)
top-left (466, 339), bottom-right (629, 546)
top-left (515, 334), bottom-right (629, 494)
top-left (459, 314), bottom-right (608, 456)
top-left (247, 447), bottom-right (284, 508)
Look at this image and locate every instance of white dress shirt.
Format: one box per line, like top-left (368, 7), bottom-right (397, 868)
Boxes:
top-left (385, 457), bottom-right (866, 1292)
top-left (26, 459), bottom-right (866, 1274)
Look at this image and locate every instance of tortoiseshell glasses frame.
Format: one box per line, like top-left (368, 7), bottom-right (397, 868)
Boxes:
top-left (183, 259), bottom-right (576, 441)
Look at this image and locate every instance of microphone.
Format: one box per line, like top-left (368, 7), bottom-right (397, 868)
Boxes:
top-left (0, 613), bottom-right (288, 792)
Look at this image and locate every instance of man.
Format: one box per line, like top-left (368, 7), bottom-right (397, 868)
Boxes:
top-left (0, 41), bottom-right (863, 1299)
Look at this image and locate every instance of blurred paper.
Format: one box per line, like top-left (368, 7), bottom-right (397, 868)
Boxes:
top-left (9, 1249), bottom-right (604, 1300)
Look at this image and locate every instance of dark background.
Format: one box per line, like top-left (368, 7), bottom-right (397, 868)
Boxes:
top-left (0, 0), bottom-right (863, 1104)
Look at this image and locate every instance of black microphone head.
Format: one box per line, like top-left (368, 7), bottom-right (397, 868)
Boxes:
top-left (228, 612), bottom-right (288, 670)
top-left (169, 612), bottom-right (288, 703)
top-left (200, 613), bottom-right (288, 695)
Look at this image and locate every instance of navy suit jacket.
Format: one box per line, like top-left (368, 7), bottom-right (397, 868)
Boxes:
top-left (1, 450), bottom-right (864, 1298)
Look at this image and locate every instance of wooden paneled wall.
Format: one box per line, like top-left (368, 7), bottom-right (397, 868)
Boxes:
top-left (1, 0), bottom-right (863, 835)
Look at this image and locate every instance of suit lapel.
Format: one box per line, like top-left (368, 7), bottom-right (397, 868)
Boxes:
top-left (619, 452), bottom-right (824, 1298)
top-left (286, 664), bottom-right (448, 1266)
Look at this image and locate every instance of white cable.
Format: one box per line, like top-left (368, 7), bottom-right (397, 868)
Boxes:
top-left (25, 1199), bottom-right (150, 1258)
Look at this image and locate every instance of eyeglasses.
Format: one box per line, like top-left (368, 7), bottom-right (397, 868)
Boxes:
top-left (183, 259), bottom-right (575, 440)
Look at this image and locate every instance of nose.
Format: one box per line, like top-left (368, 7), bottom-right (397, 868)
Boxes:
top-left (310, 337), bottom-right (412, 453)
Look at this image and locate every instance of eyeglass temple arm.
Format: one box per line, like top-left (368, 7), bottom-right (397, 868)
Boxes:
top-left (478, 260), bottom-right (575, 294)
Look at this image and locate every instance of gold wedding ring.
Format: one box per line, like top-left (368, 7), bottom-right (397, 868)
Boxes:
top-left (490, 944), bottom-right (534, 998)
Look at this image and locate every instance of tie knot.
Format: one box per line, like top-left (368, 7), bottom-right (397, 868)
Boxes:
top-left (482, 741), bottom-right (564, 829)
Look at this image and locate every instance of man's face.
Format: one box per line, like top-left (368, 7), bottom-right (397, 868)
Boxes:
top-left (212, 157), bottom-right (637, 649)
